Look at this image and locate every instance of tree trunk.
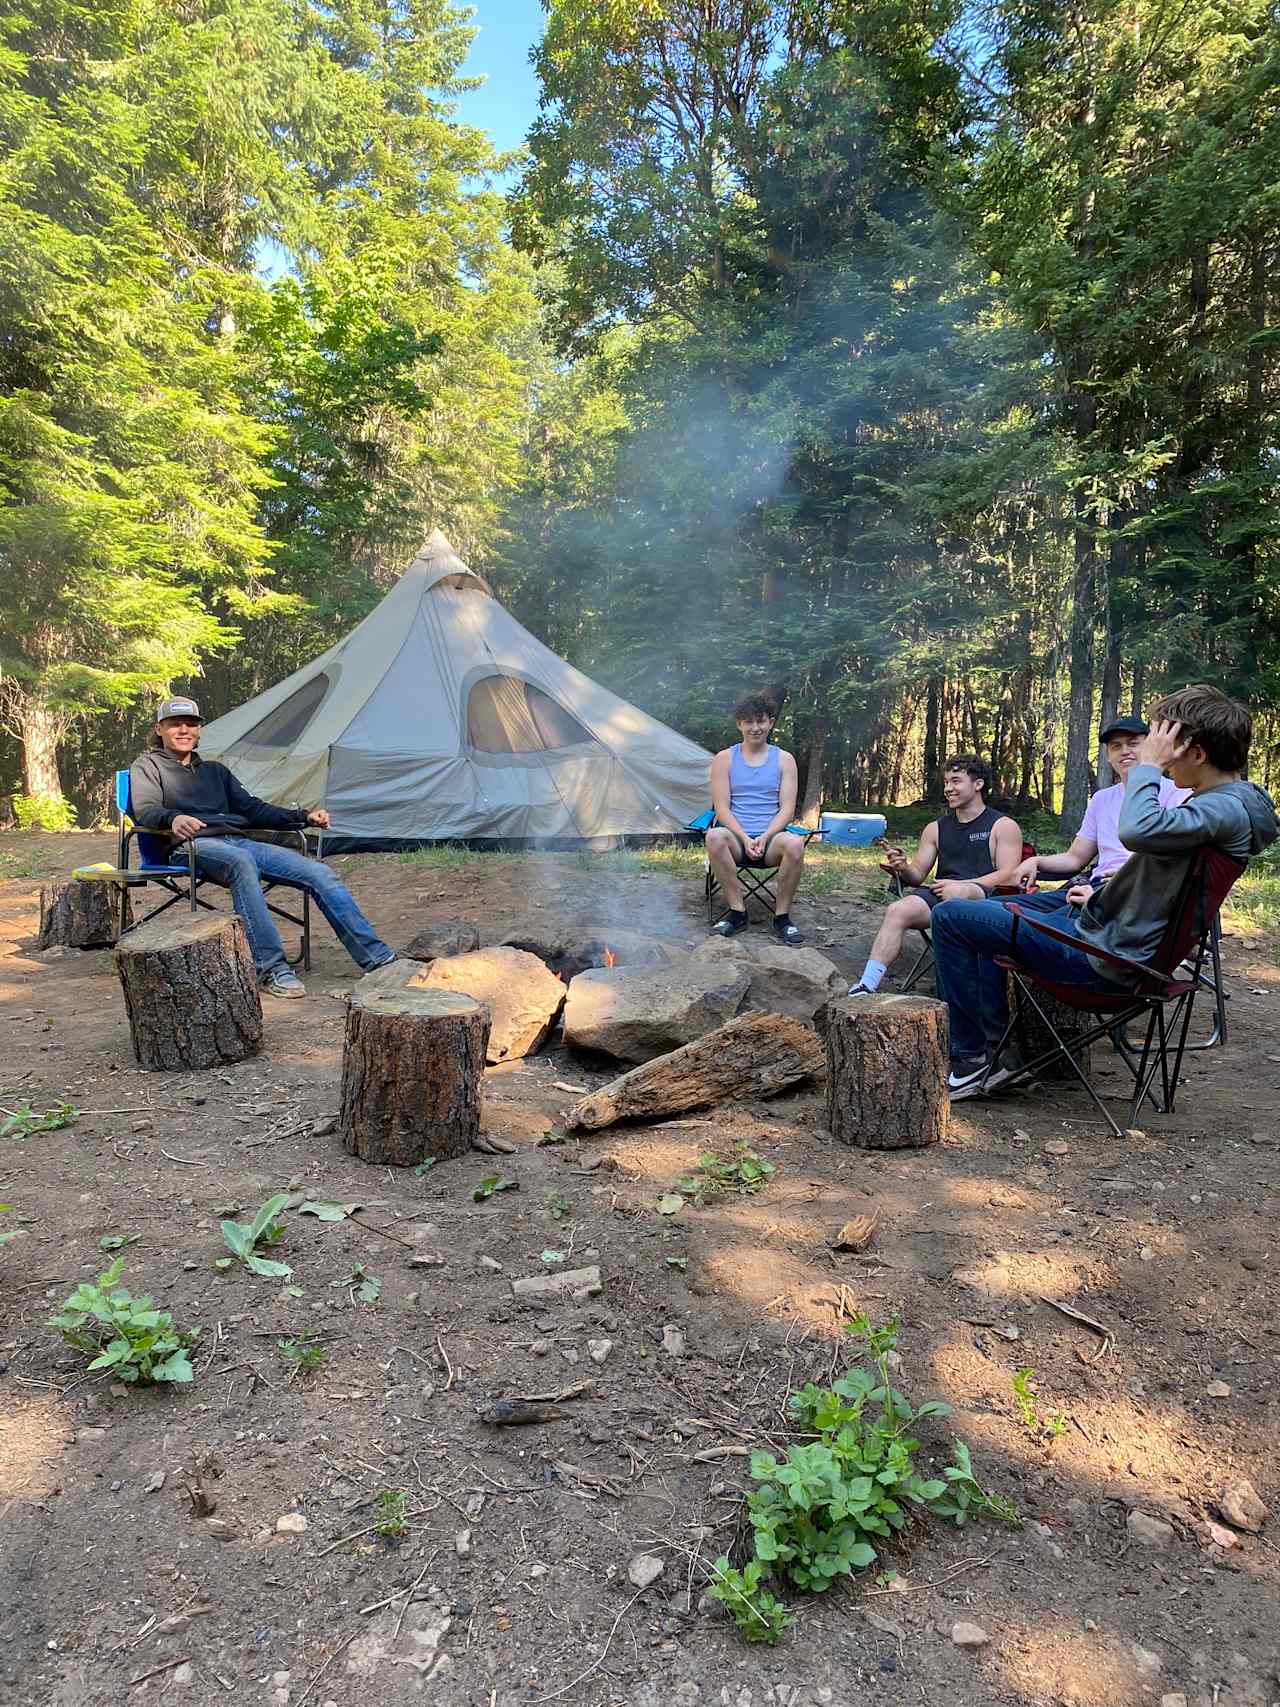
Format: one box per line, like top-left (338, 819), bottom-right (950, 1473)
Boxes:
top-left (1060, 480), bottom-right (1099, 837)
top-left (340, 982), bottom-right (490, 1166)
top-left (822, 993), bottom-right (948, 1149)
top-left (1096, 530), bottom-right (1125, 787)
top-left (21, 694), bottom-right (66, 800)
top-left (38, 879), bottom-right (117, 949)
top-left (923, 676), bottom-right (942, 799)
top-left (115, 913), bottom-right (262, 1071)
top-left (563, 1011), bottom-right (825, 1133)
top-left (798, 716), bottom-right (826, 827)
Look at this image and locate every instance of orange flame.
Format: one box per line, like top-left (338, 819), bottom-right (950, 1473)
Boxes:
top-left (602, 946), bottom-right (616, 968)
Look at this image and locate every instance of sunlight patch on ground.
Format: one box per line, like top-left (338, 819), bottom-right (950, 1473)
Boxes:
top-left (0, 1392), bottom-right (67, 1504)
top-left (991, 1613), bottom-right (1167, 1705)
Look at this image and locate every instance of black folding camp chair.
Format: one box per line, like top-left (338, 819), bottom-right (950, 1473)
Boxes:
top-left (115, 769), bottom-right (313, 969)
top-left (985, 845), bottom-right (1246, 1137)
top-left (691, 810), bottom-right (822, 924)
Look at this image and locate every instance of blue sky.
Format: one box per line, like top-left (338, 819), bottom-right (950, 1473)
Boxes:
top-left (455, 0), bottom-right (545, 160)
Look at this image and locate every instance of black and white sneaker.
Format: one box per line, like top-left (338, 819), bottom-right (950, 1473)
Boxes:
top-left (261, 966), bottom-right (306, 999)
top-left (846, 983), bottom-right (874, 997)
top-left (948, 1057), bottom-right (1018, 1101)
top-left (711, 911), bottom-right (749, 937)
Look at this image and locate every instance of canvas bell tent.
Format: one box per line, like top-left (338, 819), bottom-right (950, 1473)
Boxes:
top-left (198, 532), bottom-right (712, 846)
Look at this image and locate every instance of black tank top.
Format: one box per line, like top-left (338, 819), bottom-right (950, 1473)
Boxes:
top-left (936, 805), bottom-right (1004, 881)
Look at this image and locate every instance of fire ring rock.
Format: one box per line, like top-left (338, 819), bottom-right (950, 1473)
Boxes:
top-left (563, 961), bottom-right (749, 1064)
top-left (691, 935), bottom-right (845, 1020)
top-left (409, 946), bottom-right (566, 1062)
top-left (401, 919), bottom-right (481, 963)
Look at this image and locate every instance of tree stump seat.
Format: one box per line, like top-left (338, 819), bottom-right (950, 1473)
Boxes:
top-left (38, 878), bottom-right (117, 949)
top-left (340, 980), bottom-right (490, 1167)
top-left (824, 992), bottom-right (948, 1149)
top-left (114, 913), bottom-right (262, 1071)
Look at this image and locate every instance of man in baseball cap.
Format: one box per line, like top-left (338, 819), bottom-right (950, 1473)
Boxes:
top-left (128, 697), bottom-right (396, 997)
top-left (1002, 712), bottom-right (1189, 908)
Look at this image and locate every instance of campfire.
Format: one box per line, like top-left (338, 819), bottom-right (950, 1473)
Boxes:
top-left (602, 946), bottom-right (616, 968)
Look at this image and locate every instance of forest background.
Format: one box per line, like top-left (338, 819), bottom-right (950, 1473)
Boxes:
top-left (2, 0), bottom-right (1278, 842)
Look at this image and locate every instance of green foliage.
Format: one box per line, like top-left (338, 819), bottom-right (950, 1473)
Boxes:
top-left (0, 1202), bottom-right (16, 1247)
top-left (708, 1314), bottom-right (1018, 1643)
top-left (675, 1142), bottom-right (775, 1205)
top-left (1011, 1367), bottom-right (1068, 1442)
top-left (343, 1263), bottom-right (381, 1306)
top-left (277, 1336), bottom-right (326, 1377)
top-left (1, 1099), bottom-right (79, 1140)
top-left (13, 795), bottom-right (75, 832)
top-left (473, 1174), bottom-right (518, 1202)
top-left (396, 845), bottom-right (479, 871)
top-left (50, 1256), bottom-right (196, 1384)
top-left (216, 1193), bottom-right (291, 1278)
top-left (375, 1487), bottom-right (409, 1538)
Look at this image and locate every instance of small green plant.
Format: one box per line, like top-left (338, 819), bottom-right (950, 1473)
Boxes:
top-left (0, 1202), bottom-right (16, 1247)
top-left (675, 1141), bottom-right (775, 1204)
top-left (708, 1314), bottom-right (1018, 1645)
top-left (1, 1098), bottom-right (79, 1140)
top-left (277, 1335), bottom-right (326, 1377)
top-left (50, 1255), bottom-right (197, 1383)
top-left (217, 1192), bottom-right (291, 1278)
top-left (547, 1191), bottom-right (572, 1221)
top-left (473, 1173), bottom-right (518, 1201)
top-left (375, 1487), bottom-right (409, 1537)
top-left (14, 792), bottom-right (76, 832)
top-left (341, 1262), bottom-right (380, 1305)
top-left (1011, 1367), bottom-right (1068, 1441)
top-left (412, 1156), bottom-right (437, 1177)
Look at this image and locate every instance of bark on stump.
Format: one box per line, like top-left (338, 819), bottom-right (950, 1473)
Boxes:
top-left (115, 913), bottom-right (262, 1071)
top-left (824, 993), bottom-right (948, 1150)
top-left (1006, 973), bottom-right (1092, 1082)
top-left (38, 879), bottom-right (117, 949)
top-left (340, 983), bottom-right (490, 1167)
top-left (563, 1011), bottom-right (825, 1133)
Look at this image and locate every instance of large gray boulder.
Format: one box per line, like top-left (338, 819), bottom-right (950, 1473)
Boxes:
top-left (408, 946), bottom-right (565, 1062)
top-left (563, 961), bottom-right (749, 1064)
top-left (691, 936), bottom-right (845, 1020)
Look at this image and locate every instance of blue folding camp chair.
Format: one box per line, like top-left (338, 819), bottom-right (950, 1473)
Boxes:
top-left (115, 770), bottom-right (312, 969)
top-left (690, 809), bottom-right (823, 924)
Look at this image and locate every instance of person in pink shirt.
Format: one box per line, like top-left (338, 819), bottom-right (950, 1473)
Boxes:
top-left (1006, 715), bottom-right (1189, 910)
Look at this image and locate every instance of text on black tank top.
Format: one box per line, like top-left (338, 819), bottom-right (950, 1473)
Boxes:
top-left (935, 805), bottom-right (1003, 881)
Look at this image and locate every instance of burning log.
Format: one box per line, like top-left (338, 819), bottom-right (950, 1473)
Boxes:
top-left (562, 1011), bottom-right (824, 1133)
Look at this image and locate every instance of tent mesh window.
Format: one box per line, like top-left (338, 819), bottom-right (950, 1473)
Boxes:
top-left (237, 673), bottom-right (330, 749)
top-left (467, 676), bottom-right (594, 753)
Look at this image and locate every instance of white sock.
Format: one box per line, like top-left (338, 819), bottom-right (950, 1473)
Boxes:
top-left (859, 959), bottom-right (888, 992)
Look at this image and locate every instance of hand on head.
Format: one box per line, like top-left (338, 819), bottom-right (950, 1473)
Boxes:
top-left (1137, 719), bottom-right (1190, 771)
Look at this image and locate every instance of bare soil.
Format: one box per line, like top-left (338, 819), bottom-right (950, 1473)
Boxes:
top-left (1, 832), bottom-right (1278, 1707)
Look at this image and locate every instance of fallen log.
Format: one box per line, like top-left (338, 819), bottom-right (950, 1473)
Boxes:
top-left (562, 1011), bottom-right (824, 1133)
top-left (114, 913), bottom-right (262, 1071)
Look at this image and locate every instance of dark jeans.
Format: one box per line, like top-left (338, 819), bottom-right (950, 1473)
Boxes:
top-left (193, 837), bottom-right (394, 975)
top-left (931, 898), bottom-right (1115, 1061)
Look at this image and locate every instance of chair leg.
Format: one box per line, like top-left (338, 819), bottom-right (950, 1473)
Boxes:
top-left (900, 933), bottom-right (933, 992)
top-left (1007, 978), bottom-right (1128, 1138)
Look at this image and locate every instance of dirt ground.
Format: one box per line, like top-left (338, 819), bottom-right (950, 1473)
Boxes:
top-left (2, 832), bottom-right (1278, 1707)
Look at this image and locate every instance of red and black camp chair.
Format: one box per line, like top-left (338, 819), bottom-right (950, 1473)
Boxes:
top-left (985, 845), bottom-right (1246, 1138)
top-left (890, 842), bottom-right (1037, 993)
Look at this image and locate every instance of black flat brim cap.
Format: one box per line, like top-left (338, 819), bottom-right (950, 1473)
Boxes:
top-left (1099, 715), bottom-right (1148, 741)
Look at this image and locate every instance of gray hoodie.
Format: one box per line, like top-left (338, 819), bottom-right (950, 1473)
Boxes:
top-left (1076, 763), bottom-right (1278, 979)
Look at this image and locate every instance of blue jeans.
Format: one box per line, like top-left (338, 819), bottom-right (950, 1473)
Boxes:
top-left (931, 898), bottom-right (1115, 1061)
top-left (192, 837), bottom-right (394, 975)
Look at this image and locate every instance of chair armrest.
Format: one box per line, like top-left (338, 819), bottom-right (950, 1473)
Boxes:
top-left (1006, 903), bottom-right (1175, 992)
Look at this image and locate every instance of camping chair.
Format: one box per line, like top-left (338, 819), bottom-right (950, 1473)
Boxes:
top-left (984, 845), bottom-right (1246, 1138)
top-left (690, 810), bottom-right (823, 925)
top-left (115, 770), bottom-right (312, 969)
top-left (889, 842), bottom-right (1037, 993)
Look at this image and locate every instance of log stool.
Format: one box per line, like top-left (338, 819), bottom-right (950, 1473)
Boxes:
top-left (1005, 972), bottom-right (1092, 1082)
top-left (115, 913), bottom-right (262, 1071)
top-left (824, 992), bottom-right (948, 1149)
top-left (340, 982), bottom-right (491, 1167)
top-left (38, 879), bottom-right (117, 949)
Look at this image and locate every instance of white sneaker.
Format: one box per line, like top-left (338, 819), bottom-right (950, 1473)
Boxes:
top-left (847, 983), bottom-right (874, 997)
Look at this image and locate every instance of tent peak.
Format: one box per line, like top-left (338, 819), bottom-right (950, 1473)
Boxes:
top-left (409, 529), bottom-right (491, 595)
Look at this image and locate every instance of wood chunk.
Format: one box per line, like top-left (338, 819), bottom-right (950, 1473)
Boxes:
top-left (340, 980), bottom-right (490, 1167)
top-left (562, 1011), bottom-right (824, 1132)
top-left (824, 993), bottom-right (948, 1150)
top-left (114, 913), bottom-right (262, 1071)
top-left (38, 878), bottom-right (118, 949)
top-left (831, 1211), bottom-right (879, 1252)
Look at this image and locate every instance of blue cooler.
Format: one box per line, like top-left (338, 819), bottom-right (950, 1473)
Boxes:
top-left (819, 811), bottom-right (887, 847)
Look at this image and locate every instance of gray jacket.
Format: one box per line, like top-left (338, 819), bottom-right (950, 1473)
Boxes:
top-left (1076, 764), bottom-right (1277, 979)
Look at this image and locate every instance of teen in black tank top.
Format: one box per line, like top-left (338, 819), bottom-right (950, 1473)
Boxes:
top-left (935, 804), bottom-right (1005, 882)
